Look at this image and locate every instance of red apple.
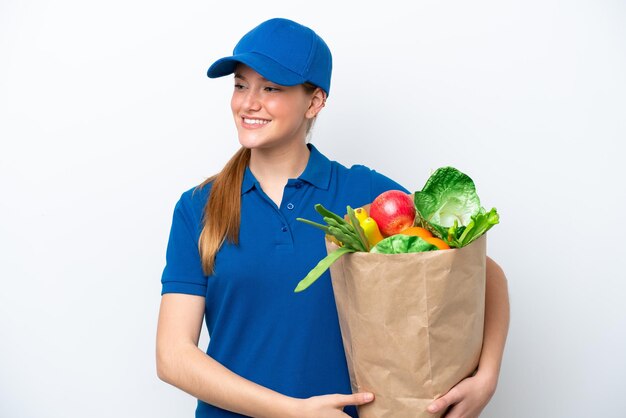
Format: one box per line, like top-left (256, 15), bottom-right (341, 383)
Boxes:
top-left (369, 190), bottom-right (416, 237)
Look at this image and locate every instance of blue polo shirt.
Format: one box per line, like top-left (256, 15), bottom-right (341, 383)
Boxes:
top-left (161, 143), bottom-right (408, 418)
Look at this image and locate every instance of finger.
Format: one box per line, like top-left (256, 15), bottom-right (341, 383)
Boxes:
top-left (427, 389), bottom-right (461, 414)
top-left (441, 403), bottom-right (460, 418)
top-left (333, 392), bottom-right (375, 407)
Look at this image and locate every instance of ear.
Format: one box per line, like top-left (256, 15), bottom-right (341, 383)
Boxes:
top-left (305, 87), bottom-right (327, 119)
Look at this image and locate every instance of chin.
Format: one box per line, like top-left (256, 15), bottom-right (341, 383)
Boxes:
top-left (238, 135), bottom-right (270, 150)
top-left (236, 126), bottom-right (304, 152)
top-left (237, 132), bottom-right (286, 151)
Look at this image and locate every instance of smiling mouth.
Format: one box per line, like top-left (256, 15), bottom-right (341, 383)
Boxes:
top-left (242, 117), bottom-right (270, 125)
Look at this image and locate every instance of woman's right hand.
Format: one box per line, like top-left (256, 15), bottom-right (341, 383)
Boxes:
top-left (298, 392), bottom-right (375, 418)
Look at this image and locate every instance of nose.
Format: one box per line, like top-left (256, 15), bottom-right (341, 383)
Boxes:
top-left (242, 89), bottom-right (262, 112)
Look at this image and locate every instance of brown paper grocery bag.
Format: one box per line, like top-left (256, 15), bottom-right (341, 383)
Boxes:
top-left (327, 234), bottom-right (486, 418)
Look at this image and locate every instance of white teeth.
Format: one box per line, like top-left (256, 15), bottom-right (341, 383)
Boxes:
top-left (243, 118), bottom-right (269, 125)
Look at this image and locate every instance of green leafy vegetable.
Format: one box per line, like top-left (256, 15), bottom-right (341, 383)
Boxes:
top-left (448, 207), bottom-right (500, 248)
top-left (347, 206), bottom-right (370, 252)
top-left (294, 246), bottom-right (355, 293)
top-left (370, 235), bottom-right (438, 254)
top-left (414, 167), bottom-right (499, 247)
top-left (294, 204), bottom-right (370, 292)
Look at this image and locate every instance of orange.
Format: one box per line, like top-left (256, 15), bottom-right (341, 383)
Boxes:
top-left (423, 236), bottom-right (451, 250)
top-left (398, 226), bottom-right (433, 240)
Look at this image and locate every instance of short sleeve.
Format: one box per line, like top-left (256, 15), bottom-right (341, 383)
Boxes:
top-left (370, 169), bottom-right (410, 201)
top-left (161, 192), bottom-right (208, 296)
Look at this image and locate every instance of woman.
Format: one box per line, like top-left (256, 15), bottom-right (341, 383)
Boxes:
top-left (156, 18), bottom-right (509, 418)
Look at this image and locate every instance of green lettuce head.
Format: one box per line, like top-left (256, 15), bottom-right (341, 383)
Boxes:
top-left (414, 167), bottom-right (499, 248)
top-left (370, 234), bottom-right (438, 254)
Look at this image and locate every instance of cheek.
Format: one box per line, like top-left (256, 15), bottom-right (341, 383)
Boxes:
top-left (266, 97), bottom-right (306, 121)
top-left (263, 98), bottom-right (286, 117)
top-left (230, 96), bottom-right (244, 125)
top-left (230, 95), bottom-right (239, 113)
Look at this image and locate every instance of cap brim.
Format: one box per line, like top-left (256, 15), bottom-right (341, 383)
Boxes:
top-left (207, 52), bottom-right (306, 87)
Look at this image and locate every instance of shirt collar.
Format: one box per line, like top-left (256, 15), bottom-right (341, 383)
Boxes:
top-left (298, 143), bottom-right (332, 190)
top-left (240, 143), bottom-right (332, 195)
top-left (241, 165), bottom-right (257, 195)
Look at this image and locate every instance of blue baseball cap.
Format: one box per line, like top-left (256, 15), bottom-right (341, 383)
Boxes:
top-left (207, 18), bottom-right (332, 96)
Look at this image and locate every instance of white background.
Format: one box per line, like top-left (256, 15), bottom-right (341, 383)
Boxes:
top-left (1, 0), bottom-right (625, 417)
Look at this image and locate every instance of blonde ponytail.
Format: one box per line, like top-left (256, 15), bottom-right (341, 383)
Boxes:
top-left (195, 146), bottom-right (251, 276)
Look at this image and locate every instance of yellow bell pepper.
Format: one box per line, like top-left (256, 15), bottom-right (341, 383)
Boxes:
top-left (345, 207), bottom-right (368, 226)
top-left (354, 207), bottom-right (368, 224)
top-left (360, 217), bottom-right (384, 247)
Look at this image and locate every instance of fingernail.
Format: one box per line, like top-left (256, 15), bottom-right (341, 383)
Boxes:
top-left (427, 404), bottom-right (437, 413)
top-left (364, 392), bottom-right (374, 401)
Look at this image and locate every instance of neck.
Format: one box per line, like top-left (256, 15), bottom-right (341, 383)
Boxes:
top-left (247, 141), bottom-right (311, 207)
top-left (248, 141), bottom-right (310, 183)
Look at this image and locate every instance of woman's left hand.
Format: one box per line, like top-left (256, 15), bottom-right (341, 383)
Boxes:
top-left (426, 370), bottom-right (497, 418)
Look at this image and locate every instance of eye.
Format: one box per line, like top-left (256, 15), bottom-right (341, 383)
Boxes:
top-left (234, 83), bottom-right (246, 90)
top-left (264, 86), bottom-right (281, 92)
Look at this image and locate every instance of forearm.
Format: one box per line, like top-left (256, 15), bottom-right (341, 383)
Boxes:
top-left (157, 342), bottom-right (298, 418)
top-left (478, 257), bottom-right (510, 385)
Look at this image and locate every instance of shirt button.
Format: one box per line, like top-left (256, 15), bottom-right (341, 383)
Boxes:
top-left (287, 203), bottom-right (294, 210)
top-left (281, 225), bottom-right (288, 232)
